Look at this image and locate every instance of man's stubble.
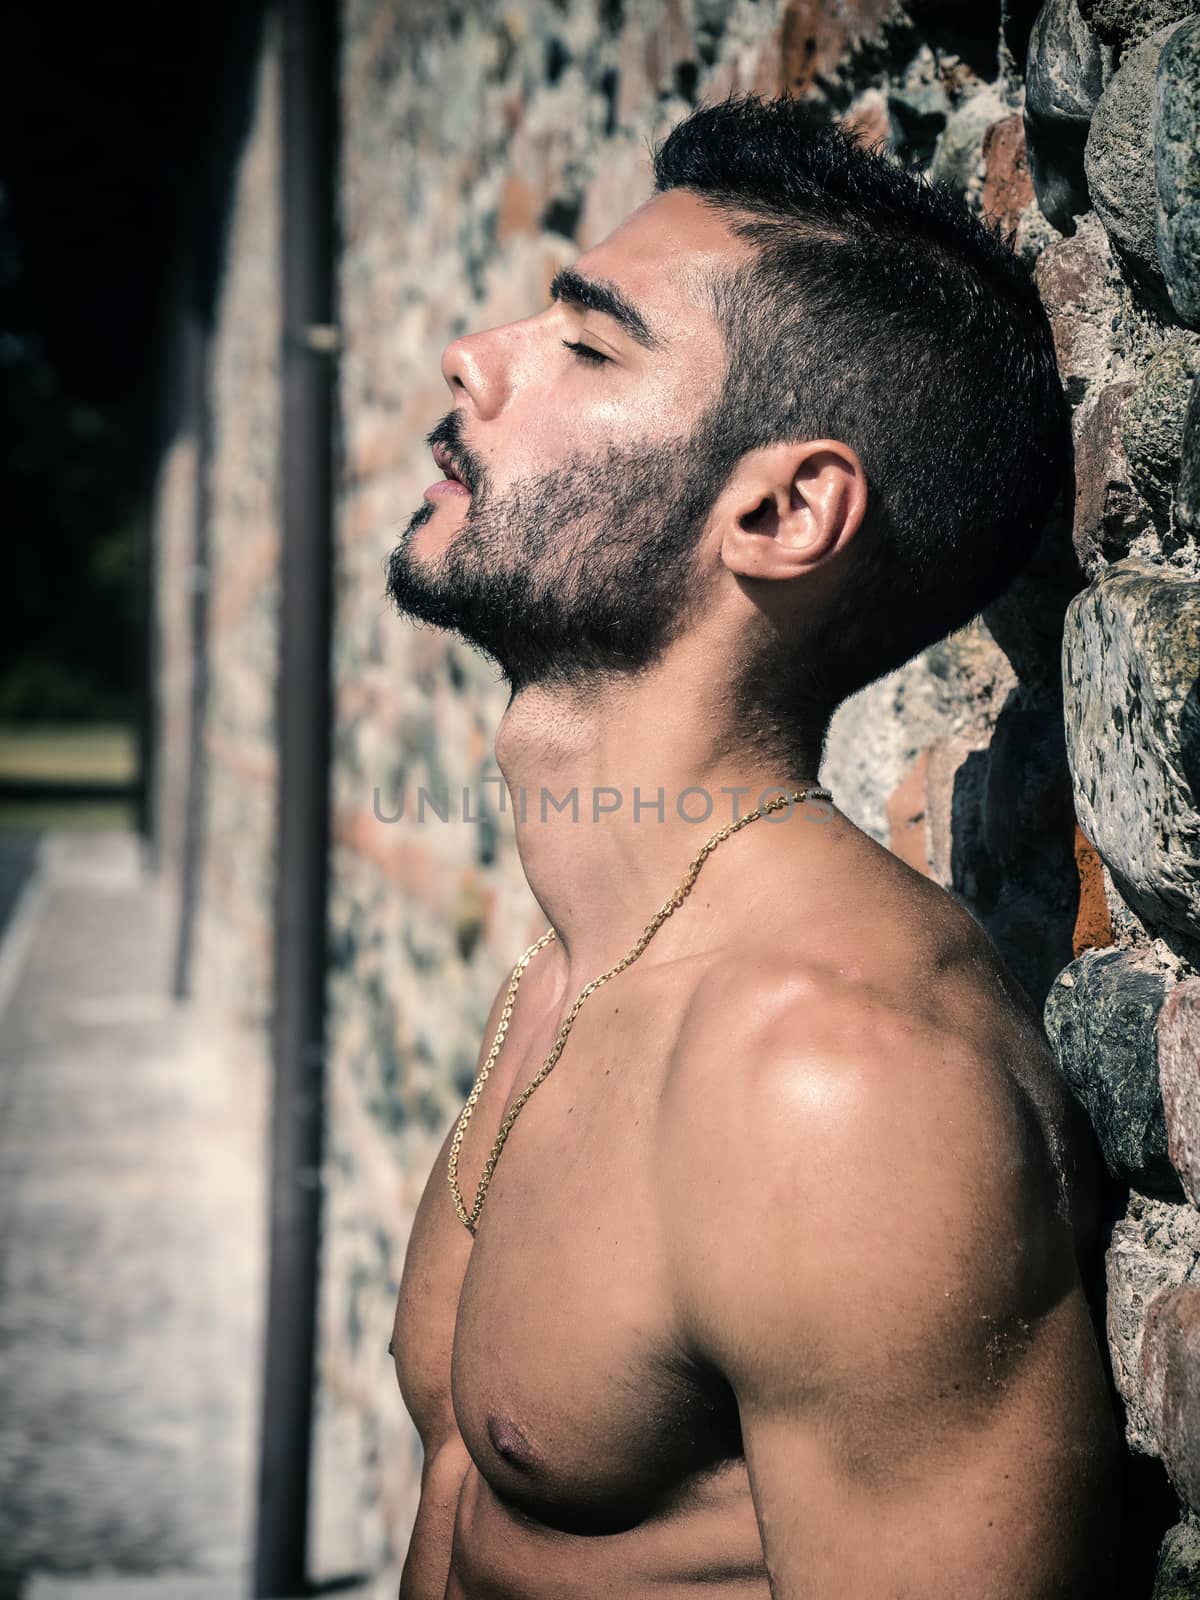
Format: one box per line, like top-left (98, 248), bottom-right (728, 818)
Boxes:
top-left (386, 409), bottom-right (739, 695)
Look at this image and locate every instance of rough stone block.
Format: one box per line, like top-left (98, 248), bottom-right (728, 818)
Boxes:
top-left (981, 114), bottom-right (1035, 238)
top-left (839, 86), bottom-right (891, 148)
top-left (1073, 821), bottom-right (1116, 953)
top-left (1177, 374), bottom-right (1200, 544)
top-left (1073, 380), bottom-right (1155, 572)
top-left (1028, 0), bottom-right (1116, 122)
top-left (1123, 338), bottom-right (1200, 524)
top-left (1034, 212), bottom-right (1123, 402)
top-left (888, 70), bottom-right (948, 170)
top-left (1152, 1515), bottom-right (1200, 1599)
top-left (971, 716), bottom-right (1083, 1004)
top-left (1044, 946), bottom-right (1179, 1190)
top-left (1156, 18), bottom-right (1200, 329)
top-left (1158, 978), bottom-right (1200, 1207)
top-left (916, 733), bottom-right (987, 893)
top-left (1179, 374), bottom-right (1200, 540)
top-left (885, 747), bottom-right (932, 876)
top-left (1079, 0), bottom-right (1200, 49)
top-left (930, 85), bottom-right (1006, 201)
top-left (777, 0), bottom-right (894, 96)
top-left (1106, 1191), bottom-right (1200, 1454)
top-left (1024, 0), bottom-right (1116, 232)
top-left (1063, 561), bottom-right (1200, 940)
top-left (1142, 1283), bottom-right (1200, 1508)
top-left (1085, 22), bottom-right (1188, 296)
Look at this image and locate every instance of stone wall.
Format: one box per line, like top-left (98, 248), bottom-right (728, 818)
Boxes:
top-left (149, 0), bottom-right (1200, 1592)
top-left (1033, 12), bottom-right (1200, 1592)
top-left (195, 25), bottom-right (283, 1023)
top-left (150, 22), bottom-right (282, 1027)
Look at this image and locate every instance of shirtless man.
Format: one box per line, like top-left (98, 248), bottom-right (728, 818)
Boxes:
top-left (385, 95), bottom-right (1124, 1599)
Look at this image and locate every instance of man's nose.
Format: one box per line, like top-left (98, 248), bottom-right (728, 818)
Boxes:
top-left (440, 324), bottom-right (519, 420)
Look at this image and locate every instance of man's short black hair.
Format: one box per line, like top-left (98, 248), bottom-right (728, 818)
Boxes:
top-left (651, 93), bottom-right (1071, 765)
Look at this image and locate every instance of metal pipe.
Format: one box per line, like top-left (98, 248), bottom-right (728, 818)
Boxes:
top-left (134, 492), bottom-right (158, 868)
top-left (253, 0), bottom-right (337, 1590)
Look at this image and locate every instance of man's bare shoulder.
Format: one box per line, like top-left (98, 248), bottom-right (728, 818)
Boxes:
top-left (666, 816), bottom-right (1082, 1175)
top-left (669, 858), bottom-right (1032, 1102)
top-left (657, 878), bottom-right (1085, 1330)
top-left (664, 919), bottom-right (1051, 1203)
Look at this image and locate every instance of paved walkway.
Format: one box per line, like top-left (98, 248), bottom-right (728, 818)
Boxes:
top-left (0, 834), bottom-right (267, 1600)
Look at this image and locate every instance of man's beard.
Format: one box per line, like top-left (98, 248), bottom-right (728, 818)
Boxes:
top-left (386, 411), bottom-right (735, 694)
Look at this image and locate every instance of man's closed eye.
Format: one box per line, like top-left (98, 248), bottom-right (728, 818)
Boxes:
top-left (561, 339), bottom-right (611, 365)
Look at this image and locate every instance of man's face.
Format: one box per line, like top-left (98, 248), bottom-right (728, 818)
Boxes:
top-left (386, 190), bottom-right (740, 692)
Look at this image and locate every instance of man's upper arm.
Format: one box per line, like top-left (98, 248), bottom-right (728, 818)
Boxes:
top-left (663, 1011), bottom-right (1085, 1599)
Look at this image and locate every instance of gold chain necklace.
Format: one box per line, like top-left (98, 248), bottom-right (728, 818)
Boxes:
top-left (447, 784), bottom-right (832, 1233)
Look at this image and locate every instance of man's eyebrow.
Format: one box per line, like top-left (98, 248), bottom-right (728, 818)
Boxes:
top-left (548, 266), bottom-right (664, 352)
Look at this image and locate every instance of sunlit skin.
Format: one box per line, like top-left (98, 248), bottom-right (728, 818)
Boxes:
top-left (389, 188), bottom-right (1124, 1599)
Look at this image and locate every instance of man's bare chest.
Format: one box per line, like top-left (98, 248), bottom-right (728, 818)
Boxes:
top-left (394, 964), bottom-right (745, 1532)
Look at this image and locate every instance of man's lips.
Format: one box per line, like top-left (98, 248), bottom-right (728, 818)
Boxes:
top-left (426, 441), bottom-right (472, 501)
top-left (424, 477), bottom-right (471, 500)
top-left (433, 443), bottom-right (469, 484)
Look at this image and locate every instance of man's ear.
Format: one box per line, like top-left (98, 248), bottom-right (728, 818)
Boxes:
top-left (716, 439), bottom-right (868, 582)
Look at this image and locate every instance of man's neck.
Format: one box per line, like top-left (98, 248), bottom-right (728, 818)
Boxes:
top-left (493, 658), bottom-right (828, 985)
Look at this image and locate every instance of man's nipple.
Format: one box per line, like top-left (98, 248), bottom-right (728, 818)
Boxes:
top-left (487, 1412), bottom-right (536, 1471)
